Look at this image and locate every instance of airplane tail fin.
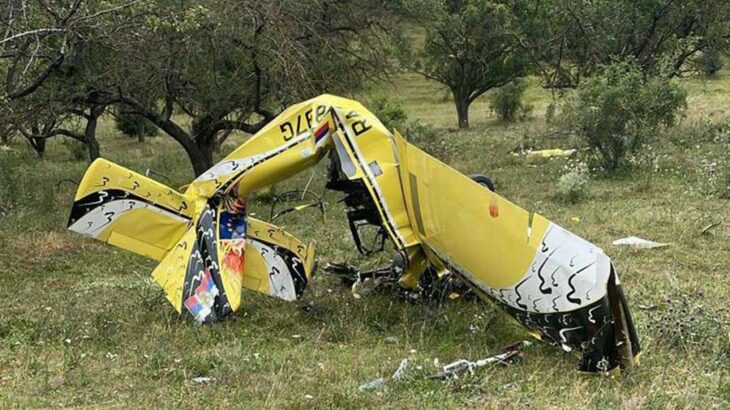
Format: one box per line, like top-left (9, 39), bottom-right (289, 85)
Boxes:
top-left (69, 158), bottom-right (317, 322)
top-left (68, 158), bottom-right (194, 261)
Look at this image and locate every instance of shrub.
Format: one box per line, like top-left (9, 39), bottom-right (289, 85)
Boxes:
top-left (700, 157), bottom-right (730, 199)
top-left (556, 162), bottom-right (589, 203)
top-left (488, 80), bottom-right (533, 123)
top-left (368, 95), bottom-right (408, 131)
top-left (115, 111), bottom-right (158, 140)
top-left (559, 61), bottom-right (686, 172)
top-left (404, 120), bottom-right (439, 143)
top-left (544, 102), bottom-right (557, 124)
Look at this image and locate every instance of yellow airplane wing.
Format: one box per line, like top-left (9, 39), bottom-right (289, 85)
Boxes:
top-left (68, 158), bottom-right (194, 260)
top-left (393, 130), bottom-right (638, 373)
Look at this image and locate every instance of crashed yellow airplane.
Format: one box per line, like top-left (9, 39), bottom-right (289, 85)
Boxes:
top-left (68, 95), bottom-right (639, 373)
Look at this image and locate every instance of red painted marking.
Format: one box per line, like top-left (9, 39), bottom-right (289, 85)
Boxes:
top-left (489, 202), bottom-right (499, 218)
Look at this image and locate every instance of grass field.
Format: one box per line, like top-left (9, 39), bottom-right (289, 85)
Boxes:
top-left (0, 71), bottom-right (728, 408)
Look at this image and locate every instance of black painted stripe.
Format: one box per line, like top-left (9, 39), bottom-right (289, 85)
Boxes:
top-left (68, 189), bottom-right (191, 227)
top-left (248, 236), bottom-right (309, 298)
top-left (408, 173), bottom-right (426, 237)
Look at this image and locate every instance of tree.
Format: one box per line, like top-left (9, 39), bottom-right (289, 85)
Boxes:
top-left (1, 0), bottom-right (401, 175)
top-left (104, 0), bottom-right (400, 175)
top-left (409, 1), bottom-right (528, 128)
top-left (4, 93), bottom-right (108, 159)
top-left (517, 0), bottom-right (730, 89)
top-left (0, 0), bottom-right (149, 160)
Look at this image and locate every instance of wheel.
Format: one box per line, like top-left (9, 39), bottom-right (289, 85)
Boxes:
top-left (469, 174), bottom-right (495, 192)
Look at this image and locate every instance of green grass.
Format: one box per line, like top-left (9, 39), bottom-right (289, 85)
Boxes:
top-left (1, 71), bottom-right (728, 408)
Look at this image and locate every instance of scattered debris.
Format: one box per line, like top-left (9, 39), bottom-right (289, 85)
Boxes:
top-left (523, 148), bottom-right (577, 158)
top-left (385, 336), bottom-right (399, 343)
top-left (324, 262), bottom-right (394, 287)
top-left (427, 341), bottom-right (530, 380)
top-left (359, 358), bottom-right (410, 391)
top-left (191, 376), bottom-right (214, 384)
top-left (358, 377), bottom-right (386, 391)
top-left (392, 359), bottom-right (408, 381)
top-left (700, 222), bottom-right (721, 235)
top-left (612, 236), bottom-right (669, 249)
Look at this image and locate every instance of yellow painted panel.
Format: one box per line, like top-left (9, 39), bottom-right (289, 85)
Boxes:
top-left (76, 158), bottom-right (192, 217)
top-left (240, 244), bottom-right (270, 295)
top-left (97, 208), bottom-right (190, 256)
top-left (151, 226), bottom-right (197, 312)
top-left (401, 143), bottom-right (548, 289)
top-left (108, 231), bottom-right (167, 261)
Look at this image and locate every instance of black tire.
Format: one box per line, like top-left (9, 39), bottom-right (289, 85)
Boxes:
top-left (469, 174), bottom-right (495, 192)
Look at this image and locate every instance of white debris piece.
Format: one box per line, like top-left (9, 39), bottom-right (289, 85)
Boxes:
top-left (358, 377), bottom-right (386, 391)
top-left (429, 341), bottom-right (531, 380)
top-left (192, 376), bottom-right (214, 384)
top-left (392, 359), bottom-right (408, 381)
top-left (359, 358), bottom-right (410, 391)
top-left (612, 236), bottom-right (669, 249)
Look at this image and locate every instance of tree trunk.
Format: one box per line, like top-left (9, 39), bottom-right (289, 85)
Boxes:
top-left (137, 133), bottom-right (145, 143)
top-left (31, 136), bottom-right (46, 157)
top-left (188, 147), bottom-right (213, 176)
top-left (84, 106), bottom-right (103, 161)
top-left (193, 129), bottom-right (217, 176)
top-left (191, 115), bottom-right (221, 175)
top-left (454, 93), bottom-right (470, 129)
top-left (198, 140), bottom-right (215, 173)
top-left (151, 117), bottom-right (211, 176)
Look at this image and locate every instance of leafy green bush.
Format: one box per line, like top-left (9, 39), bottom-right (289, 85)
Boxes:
top-left (560, 61), bottom-right (686, 171)
top-left (404, 120), bottom-right (439, 142)
top-left (367, 95), bottom-right (408, 131)
top-left (488, 80), bottom-right (532, 122)
top-left (556, 162), bottom-right (589, 203)
top-left (115, 111), bottom-right (158, 140)
top-left (403, 120), bottom-right (461, 159)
